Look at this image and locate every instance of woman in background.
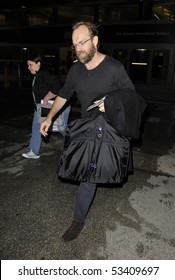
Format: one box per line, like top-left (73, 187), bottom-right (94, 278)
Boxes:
top-left (22, 53), bottom-right (71, 159)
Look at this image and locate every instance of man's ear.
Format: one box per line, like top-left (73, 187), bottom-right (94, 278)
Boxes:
top-left (93, 35), bottom-right (98, 48)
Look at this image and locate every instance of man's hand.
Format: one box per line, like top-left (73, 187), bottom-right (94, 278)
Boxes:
top-left (94, 97), bottom-right (106, 112)
top-left (93, 100), bottom-right (105, 112)
top-left (40, 118), bottom-right (52, 137)
top-left (40, 96), bottom-right (67, 136)
top-left (98, 101), bottom-right (105, 112)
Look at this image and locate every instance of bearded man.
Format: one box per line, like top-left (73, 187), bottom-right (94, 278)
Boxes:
top-left (40, 21), bottom-right (137, 242)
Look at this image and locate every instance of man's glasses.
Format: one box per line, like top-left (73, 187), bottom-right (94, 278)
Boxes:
top-left (71, 38), bottom-right (92, 50)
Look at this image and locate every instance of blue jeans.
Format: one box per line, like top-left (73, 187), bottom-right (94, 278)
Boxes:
top-left (56, 105), bottom-right (71, 137)
top-left (29, 105), bottom-right (71, 155)
top-left (73, 182), bottom-right (97, 223)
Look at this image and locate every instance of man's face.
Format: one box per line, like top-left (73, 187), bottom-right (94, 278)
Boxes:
top-left (72, 25), bottom-right (97, 64)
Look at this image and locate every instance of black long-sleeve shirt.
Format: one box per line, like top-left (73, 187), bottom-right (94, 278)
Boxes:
top-left (32, 69), bottom-right (61, 104)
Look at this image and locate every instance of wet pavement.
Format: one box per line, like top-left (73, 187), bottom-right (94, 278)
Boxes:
top-left (0, 86), bottom-right (175, 260)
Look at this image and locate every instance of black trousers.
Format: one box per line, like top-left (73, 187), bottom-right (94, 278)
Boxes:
top-left (73, 182), bottom-right (97, 223)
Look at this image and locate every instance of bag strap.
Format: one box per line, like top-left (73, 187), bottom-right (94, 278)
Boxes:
top-left (32, 76), bottom-right (37, 110)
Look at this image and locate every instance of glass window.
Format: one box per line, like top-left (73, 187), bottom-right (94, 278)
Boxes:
top-left (98, 4), bottom-right (138, 22)
top-left (151, 50), bottom-right (170, 85)
top-left (25, 4), bottom-right (139, 26)
top-left (0, 61), bottom-right (22, 87)
top-left (153, 4), bottom-right (175, 21)
top-left (28, 8), bottom-right (52, 25)
top-left (0, 12), bottom-right (19, 26)
top-left (0, 46), bottom-right (21, 60)
top-left (27, 6), bottom-right (95, 25)
top-left (0, 14), bottom-right (6, 25)
top-left (129, 49), bottom-right (149, 83)
top-left (113, 49), bottom-right (128, 69)
top-left (57, 6), bottom-right (94, 23)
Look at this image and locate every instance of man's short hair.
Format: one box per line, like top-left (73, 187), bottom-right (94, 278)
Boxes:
top-left (72, 21), bottom-right (99, 37)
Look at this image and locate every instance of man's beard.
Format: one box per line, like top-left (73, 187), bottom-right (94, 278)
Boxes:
top-left (76, 44), bottom-right (96, 64)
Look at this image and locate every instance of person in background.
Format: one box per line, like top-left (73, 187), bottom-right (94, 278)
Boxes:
top-left (22, 53), bottom-right (71, 159)
top-left (40, 22), bottom-right (137, 241)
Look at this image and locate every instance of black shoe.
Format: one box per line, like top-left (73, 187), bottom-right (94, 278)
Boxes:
top-left (62, 221), bottom-right (84, 242)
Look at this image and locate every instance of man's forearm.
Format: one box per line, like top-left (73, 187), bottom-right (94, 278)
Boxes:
top-left (47, 96), bottom-right (67, 120)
